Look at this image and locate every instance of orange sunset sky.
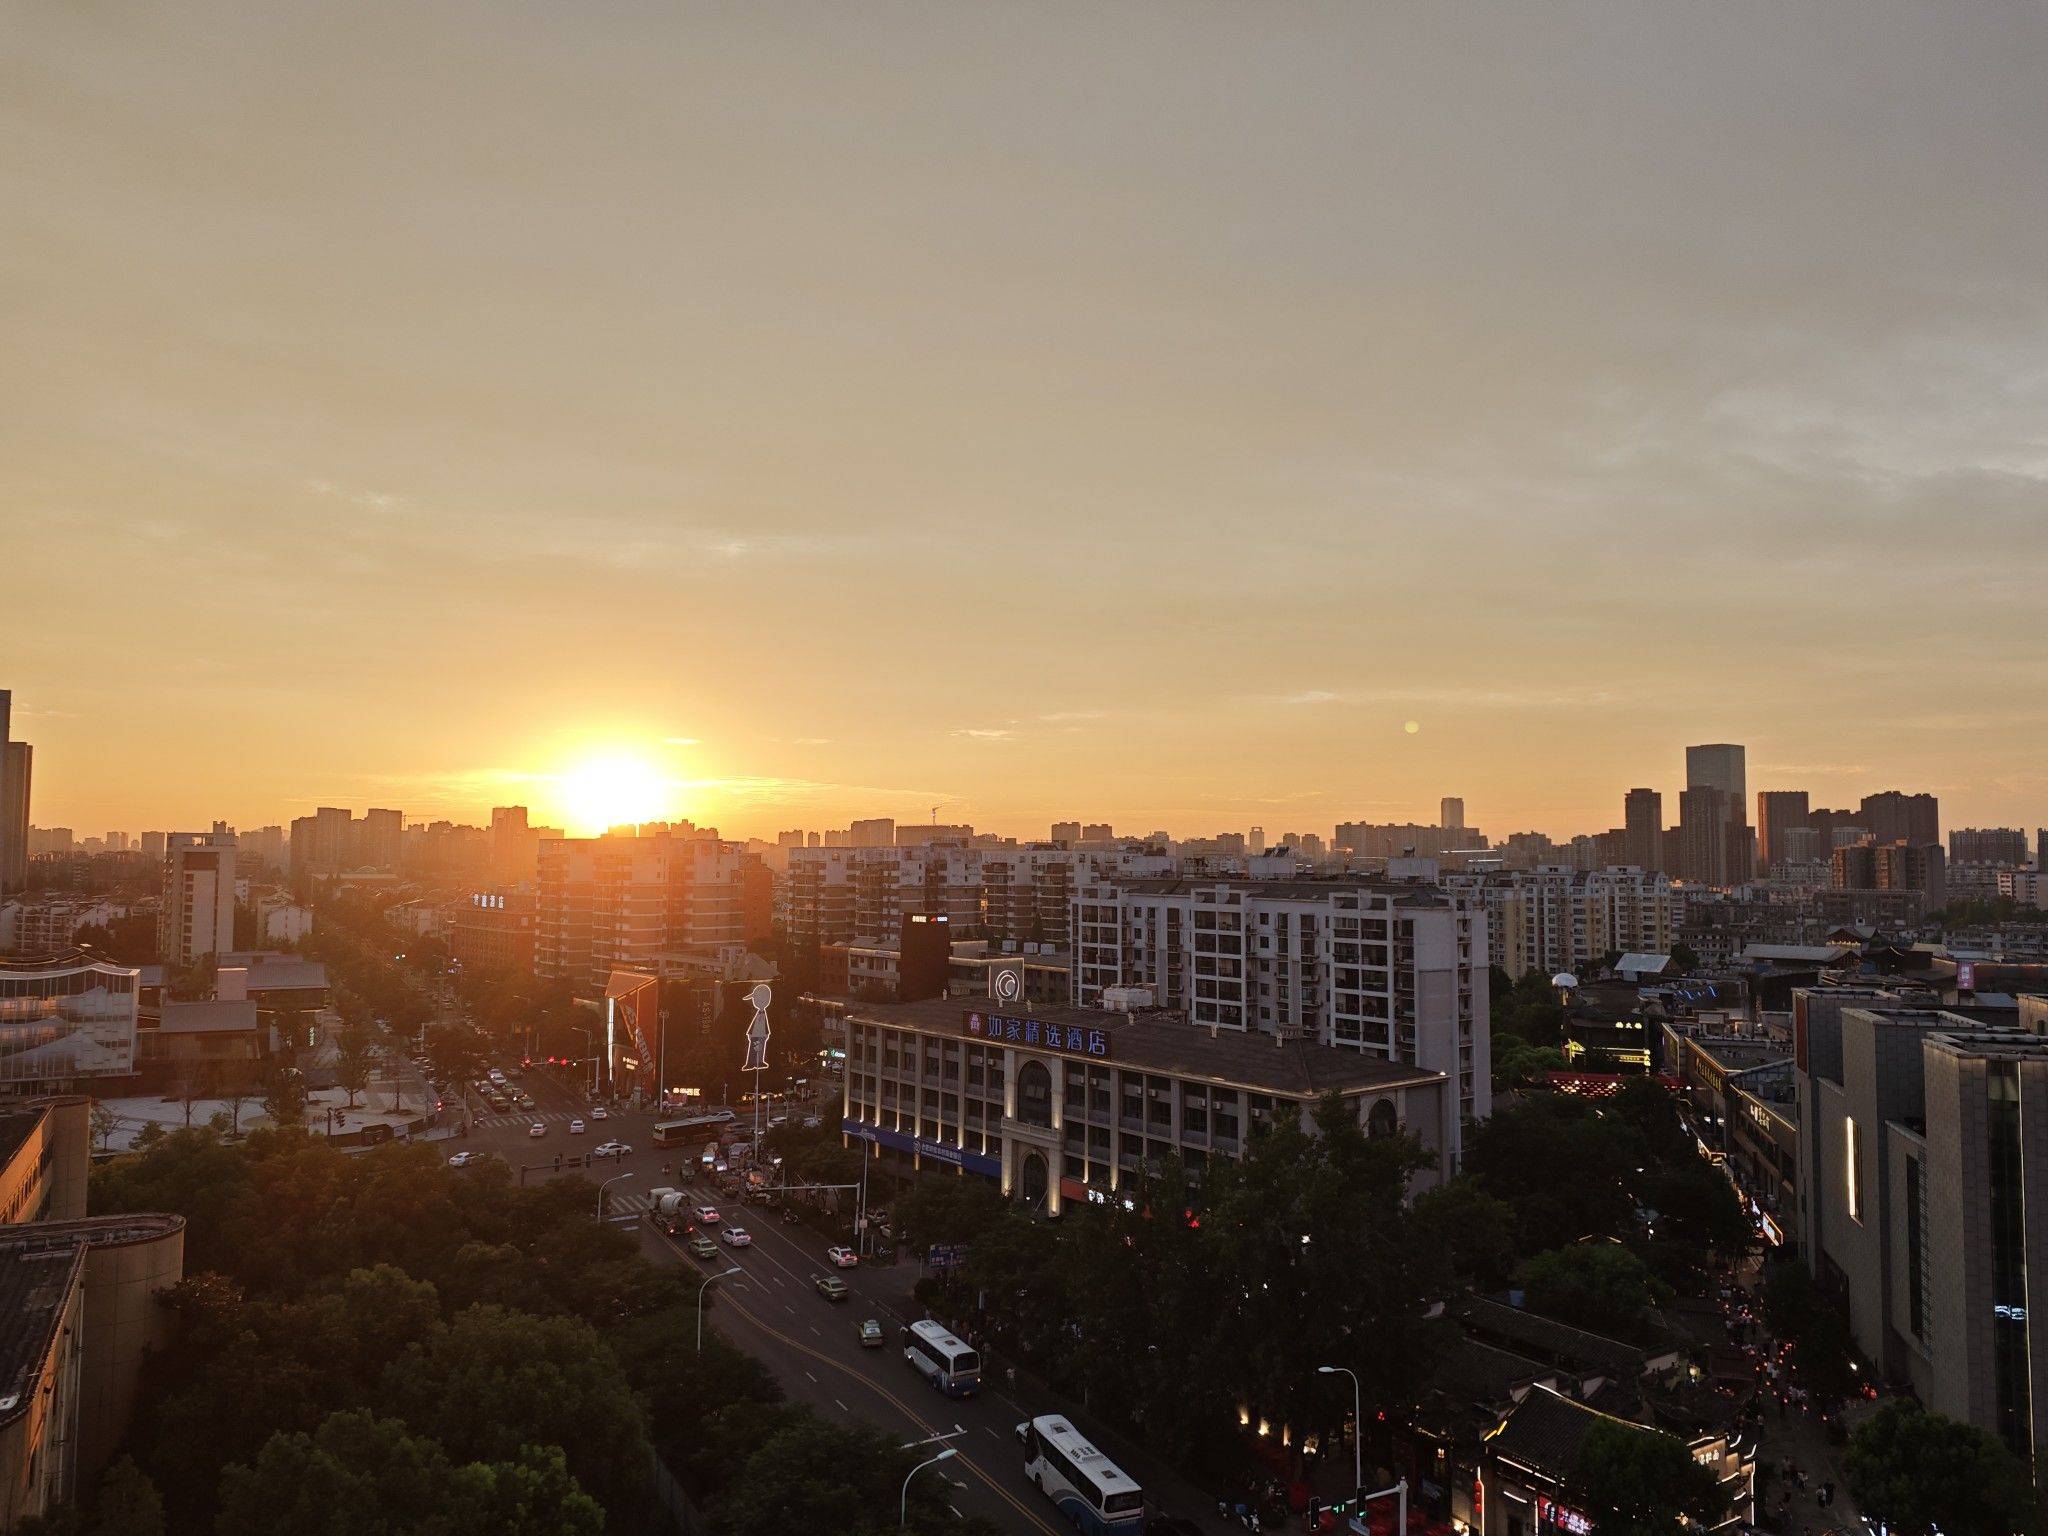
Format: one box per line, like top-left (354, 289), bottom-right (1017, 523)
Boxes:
top-left (7, 3), bottom-right (2047, 842)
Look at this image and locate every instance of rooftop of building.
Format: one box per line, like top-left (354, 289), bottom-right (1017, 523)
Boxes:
top-left (1738, 943), bottom-right (1861, 965)
top-left (0, 948), bottom-right (141, 979)
top-left (1423, 1337), bottom-right (1559, 1410)
top-left (0, 1243), bottom-right (84, 1427)
top-left (1088, 875), bottom-right (1457, 906)
top-left (844, 997), bottom-right (1446, 1097)
top-left (1456, 1295), bottom-right (1655, 1377)
top-left (155, 999), bottom-right (261, 1034)
top-left (0, 1109), bottom-right (41, 1173)
top-left (1924, 1031), bottom-right (2048, 1061)
top-left (1690, 1036), bottom-right (1791, 1073)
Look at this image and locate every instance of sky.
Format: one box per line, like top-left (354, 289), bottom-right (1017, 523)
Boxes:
top-left (7, 2), bottom-right (2048, 842)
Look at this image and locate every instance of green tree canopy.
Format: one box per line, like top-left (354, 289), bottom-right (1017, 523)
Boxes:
top-left (1522, 1243), bottom-right (1672, 1339)
top-left (1568, 1417), bottom-right (1724, 1536)
top-left (1845, 1400), bottom-right (2039, 1536)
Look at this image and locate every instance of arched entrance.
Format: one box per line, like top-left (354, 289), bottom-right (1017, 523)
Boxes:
top-left (1018, 1149), bottom-right (1049, 1212)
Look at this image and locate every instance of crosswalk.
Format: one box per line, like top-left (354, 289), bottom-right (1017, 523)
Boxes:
top-left (472, 1108), bottom-right (595, 1130)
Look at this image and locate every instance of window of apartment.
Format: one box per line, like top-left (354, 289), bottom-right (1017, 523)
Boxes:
top-left (1844, 1117), bottom-right (1863, 1224)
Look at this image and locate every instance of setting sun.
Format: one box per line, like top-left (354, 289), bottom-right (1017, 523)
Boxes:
top-left (555, 753), bottom-right (672, 835)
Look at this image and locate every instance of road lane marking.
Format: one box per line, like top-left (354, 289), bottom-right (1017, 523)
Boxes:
top-left (805, 1370), bottom-right (818, 1384)
top-left (701, 1267), bottom-right (1063, 1536)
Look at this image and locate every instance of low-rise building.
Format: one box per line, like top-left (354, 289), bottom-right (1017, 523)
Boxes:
top-left (0, 1098), bottom-right (183, 1527)
top-left (839, 997), bottom-right (1456, 1213)
top-left (0, 953), bottom-right (139, 1092)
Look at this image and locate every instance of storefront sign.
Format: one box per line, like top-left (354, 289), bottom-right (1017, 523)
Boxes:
top-left (841, 1117), bottom-right (1002, 1179)
top-left (963, 1011), bottom-right (1112, 1060)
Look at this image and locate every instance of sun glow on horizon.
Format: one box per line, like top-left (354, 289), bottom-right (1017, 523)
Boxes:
top-left (555, 752), bottom-right (674, 835)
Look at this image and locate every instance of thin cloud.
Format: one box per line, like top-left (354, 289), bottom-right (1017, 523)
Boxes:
top-left (954, 728), bottom-right (1016, 741)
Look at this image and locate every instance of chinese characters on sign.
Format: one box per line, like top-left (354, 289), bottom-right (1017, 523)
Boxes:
top-left (962, 1011), bottom-right (1113, 1060)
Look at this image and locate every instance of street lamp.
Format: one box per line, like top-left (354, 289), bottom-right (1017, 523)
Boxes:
top-left (899, 1447), bottom-right (957, 1529)
top-left (597, 1170), bottom-right (635, 1222)
top-left (697, 1265), bottom-right (741, 1353)
top-left (1317, 1364), bottom-right (1362, 1498)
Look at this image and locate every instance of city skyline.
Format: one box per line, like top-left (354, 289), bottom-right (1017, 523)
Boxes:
top-left (11, 4), bottom-right (2048, 843)
top-left (3, 709), bottom-right (2028, 848)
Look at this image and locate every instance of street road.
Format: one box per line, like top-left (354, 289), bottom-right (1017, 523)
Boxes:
top-left (450, 1069), bottom-right (1080, 1532)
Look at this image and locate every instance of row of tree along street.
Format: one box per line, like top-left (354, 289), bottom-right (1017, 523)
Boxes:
top-left (18, 1125), bottom-right (1003, 1536)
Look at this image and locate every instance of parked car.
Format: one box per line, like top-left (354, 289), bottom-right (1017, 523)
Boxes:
top-left (720, 1227), bottom-right (752, 1247)
top-left (687, 1234), bottom-right (719, 1260)
top-left (859, 1319), bottom-right (884, 1348)
top-left (814, 1275), bottom-right (850, 1302)
top-left (527, 1122), bottom-right (547, 1138)
top-left (567, 1118), bottom-right (586, 1134)
top-left (826, 1246), bottom-right (859, 1268)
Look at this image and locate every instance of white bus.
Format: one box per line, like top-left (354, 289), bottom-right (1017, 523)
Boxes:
top-left (902, 1319), bottom-right (981, 1398)
top-left (652, 1110), bottom-right (736, 1148)
top-left (1018, 1415), bottom-right (1145, 1534)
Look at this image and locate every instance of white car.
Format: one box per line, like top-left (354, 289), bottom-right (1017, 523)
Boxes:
top-left (826, 1245), bottom-right (859, 1268)
top-left (568, 1119), bottom-right (586, 1135)
top-left (589, 1106), bottom-right (609, 1120)
top-left (527, 1122), bottom-right (547, 1138)
top-left (593, 1141), bottom-right (633, 1159)
top-left (693, 1205), bottom-right (720, 1225)
top-left (447, 1151), bottom-right (481, 1168)
top-left (720, 1226), bottom-right (752, 1247)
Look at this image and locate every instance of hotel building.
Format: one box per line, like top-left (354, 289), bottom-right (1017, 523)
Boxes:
top-left (840, 997), bottom-right (1456, 1213)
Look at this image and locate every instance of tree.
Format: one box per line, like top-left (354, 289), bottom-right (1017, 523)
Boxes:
top-left (262, 1064), bottom-right (309, 1128)
top-left (1569, 1418), bottom-right (1724, 1535)
top-left (170, 1055), bottom-right (213, 1129)
top-left (215, 1410), bottom-right (604, 1536)
top-left (1492, 1034), bottom-right (1567, 1092)
top-left (88, 1457), bottom-right (164, 1536)
top-left (1845, 1400), bottom-right (2038, 1536)
top-left (377, 1303), bottom-right (652, 1523)
top-left (1466, 1095), bottom-right (1638, 1250)
top-left (894, 1172), bottom-right (1011, 1249)
top-left (426, 1023), bottom-right (491, 1085)
top-left (708, 1417), bottom-right (964, 1536)
top-left (89, 1099), bottom-right (119, 1155)
top-left (1523, 1244), bottom-right (1671, 1338)
top-left (1411, 1176), bottom-right (1519, 1290)
top-left (334, 1020), bottom-right (379, 1109)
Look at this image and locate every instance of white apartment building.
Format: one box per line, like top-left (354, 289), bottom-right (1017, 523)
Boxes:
top-left (0, 898), bottom-right (129, 956)
top-left (1452, 866), bottom-right (1682, 981)
top-left (1070, 876), bottom-right (1488, 1157)
top-left (158, 832), bottom-right (237, 967)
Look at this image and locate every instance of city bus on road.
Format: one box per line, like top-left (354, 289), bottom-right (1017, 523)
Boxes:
top-left (902, 1319), bottom-right (980, 1397)
top-left (653, 1111), bottom-right (736, 1148)
top-left (1018, 1415), bottom-right (1144, 1534)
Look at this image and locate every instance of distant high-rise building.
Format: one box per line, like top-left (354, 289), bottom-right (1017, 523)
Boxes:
top-left (1082, 823), bottom-right (1113, 842)
top-left (1623, 788), bottom-right (1663, 872)
top-left (0, 691), bottom-right (29, 895)
top-left (1440, 797), bottom-right (1466, 831)
top-left (1859, 791), bottom-right (1939, 849)
top-left (849, 818), bottom-right (896, 848)
top-left (1050, 821), bottom-right (1082, 844)
top-left (1757, 790), bottom-right (1811, 873)
top-left (1678, 786), bottom-right (1733, 885)
top-left (1950, 828), bottom-right (2028, 866)
top-left (140, 831), bottom-right (166, 859)
top-left (1249, 826), bottom-right (1267, 855)
top-left (776, 829), bottom-right (807, 849)
top-left (353, 808), bottom-right (403, 871)
top-left (535, 829), bottom-right (769, 992)
top-left (1686, 743), bottom-right (1747, 809)
top-left (159, 831), bottom-right (237, 966)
